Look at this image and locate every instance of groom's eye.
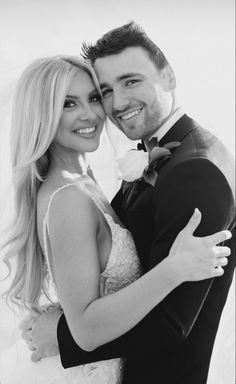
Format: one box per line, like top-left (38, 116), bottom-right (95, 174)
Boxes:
top-left (125, 79), bottom-right (139, 86)
top-left (102, 89), bottom-right (112, 98)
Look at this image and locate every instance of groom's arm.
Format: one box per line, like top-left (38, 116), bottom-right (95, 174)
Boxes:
top-left (57, 157), bottom-right (234, 367)
top-left (148, 158), bottom-right (234, 336)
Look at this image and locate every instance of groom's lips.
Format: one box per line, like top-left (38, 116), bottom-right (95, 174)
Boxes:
top-left (115, 107), bottom-right (143, 121)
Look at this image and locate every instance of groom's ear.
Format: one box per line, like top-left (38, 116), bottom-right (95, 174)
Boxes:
top-left (161, 65), bottom-right (176, 91)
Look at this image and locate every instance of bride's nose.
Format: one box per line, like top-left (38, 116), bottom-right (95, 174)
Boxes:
top-left (78, 104), bottom-right (98, 122)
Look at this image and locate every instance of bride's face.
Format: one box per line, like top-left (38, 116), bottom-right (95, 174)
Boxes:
top-left (53, 68), bottom-right (105, 154)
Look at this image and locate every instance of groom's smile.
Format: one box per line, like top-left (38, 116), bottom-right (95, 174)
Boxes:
top-left (117, 106), bottom-right (143, 121)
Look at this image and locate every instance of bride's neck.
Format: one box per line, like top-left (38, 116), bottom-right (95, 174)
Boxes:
top-left (48, 146), bottom-right (88, 179)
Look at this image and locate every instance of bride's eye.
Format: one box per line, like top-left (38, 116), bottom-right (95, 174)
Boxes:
top-left (89, 94), bottom-right (102, 103)
top-left (64, 99), bottom-right (76, 109)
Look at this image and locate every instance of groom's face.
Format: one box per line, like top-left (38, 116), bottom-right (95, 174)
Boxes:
top-left (94, 47), bottom-right (174, 141)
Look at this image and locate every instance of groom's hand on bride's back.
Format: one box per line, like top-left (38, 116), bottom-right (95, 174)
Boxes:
top-left (19, 307), bottom-right (63, 362)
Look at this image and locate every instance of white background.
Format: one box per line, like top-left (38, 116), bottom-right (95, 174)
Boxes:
top-left (0, 0), bottom-right (235, 383)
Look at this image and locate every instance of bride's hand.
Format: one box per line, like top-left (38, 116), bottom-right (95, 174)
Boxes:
top-left (168, 209), bottom-right (231, 282)
top-left (19, 306), bottom-right (62, 361)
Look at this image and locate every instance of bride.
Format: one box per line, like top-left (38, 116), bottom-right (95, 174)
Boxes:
top-left (1, 56), bottom-right (231, 383)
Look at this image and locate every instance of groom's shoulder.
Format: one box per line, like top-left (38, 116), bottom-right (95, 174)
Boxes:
top-left (181, 119), bottom-right (215, 155)
top-left (158, 118), bottom-right (234, 194)
top-left (177, 117), bottom-right (231, 164)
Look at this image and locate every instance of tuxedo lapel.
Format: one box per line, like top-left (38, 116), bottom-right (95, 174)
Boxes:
top-left (159, 114), bottom-right (196, 147)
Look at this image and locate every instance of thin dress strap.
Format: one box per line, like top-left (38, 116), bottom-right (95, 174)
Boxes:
top-left (42, 183), bottom-right (75, 283)
top-left (42, 182), bottom-right (117, 284)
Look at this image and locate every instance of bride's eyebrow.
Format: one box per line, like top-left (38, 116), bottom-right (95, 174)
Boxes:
top-left (65, 88), bottom-right (98, 99)
top-left (89, 89), bottom-right (100, 96)
top-left (65, 95), bottom-right (78, 99)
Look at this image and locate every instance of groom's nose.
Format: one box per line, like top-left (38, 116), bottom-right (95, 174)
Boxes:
top-left (112, 89), bottom-right (130, 112)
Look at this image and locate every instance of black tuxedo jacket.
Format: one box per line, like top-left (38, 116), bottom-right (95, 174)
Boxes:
top-left (57, 115), bottom-right (235, 384)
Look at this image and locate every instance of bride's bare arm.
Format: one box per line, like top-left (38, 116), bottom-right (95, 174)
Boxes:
top-left (48, 186), bottom-right (230, 352)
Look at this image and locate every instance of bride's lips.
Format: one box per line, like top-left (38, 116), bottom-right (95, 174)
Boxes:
top-left (72, 126), bottom-right (97, 137)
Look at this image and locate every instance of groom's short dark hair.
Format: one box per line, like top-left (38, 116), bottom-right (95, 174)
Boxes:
top-left (81, 21), bottom-right (169, 71)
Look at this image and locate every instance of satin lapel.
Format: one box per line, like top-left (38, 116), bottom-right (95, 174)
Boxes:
top-left (122, 179), bottom-right (148, 206)
top-left (159, 114), bottom-right (196, 147)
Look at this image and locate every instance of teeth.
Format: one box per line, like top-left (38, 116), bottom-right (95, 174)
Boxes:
top-left (120, 108), bottom-right (141, 120)
top-left (74, 127), bottom-right (96, 134)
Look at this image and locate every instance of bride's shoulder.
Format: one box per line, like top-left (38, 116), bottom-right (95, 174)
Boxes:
top-left (38, 181), bottom-right (98, 238)
top-left (40, 181), bottom-right (92, 209)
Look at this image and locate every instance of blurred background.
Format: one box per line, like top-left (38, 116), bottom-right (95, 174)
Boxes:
top-left (0, 0), bottom-right (235, 383)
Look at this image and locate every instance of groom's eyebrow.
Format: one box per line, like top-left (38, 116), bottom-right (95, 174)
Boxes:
top-left (100, 73), bottom-right (141, 89)
top-left (118, 73), bottom-right (141, 80)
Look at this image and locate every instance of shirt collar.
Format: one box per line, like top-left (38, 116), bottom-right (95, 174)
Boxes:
top-left (149, 107), bottom-right (185, 143)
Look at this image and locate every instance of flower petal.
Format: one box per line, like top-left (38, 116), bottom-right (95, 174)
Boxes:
top-left (163, 141), bottom-right (181, 150)
top-left (143, 169), bottom-right (158, 186)
top-left (149, 147), bottom-right (171, 162)
top-left (117, 150), bottom-right (149, 182)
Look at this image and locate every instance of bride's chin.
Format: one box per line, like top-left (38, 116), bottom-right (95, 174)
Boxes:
top-left (84, 139), bottom-right (101, 153)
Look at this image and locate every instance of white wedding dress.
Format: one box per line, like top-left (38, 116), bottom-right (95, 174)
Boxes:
top-left (0, 184), bottom-right (142, 384)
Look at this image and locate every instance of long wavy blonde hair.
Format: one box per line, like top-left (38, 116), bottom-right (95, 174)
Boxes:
top-left (2, 55), bottom-right (100, 312)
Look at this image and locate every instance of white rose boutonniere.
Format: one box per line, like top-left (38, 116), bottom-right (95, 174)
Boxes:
top-left (117, 141), bottom-right (181, 186)
top-left (117, 150), bottom-right (149, 182)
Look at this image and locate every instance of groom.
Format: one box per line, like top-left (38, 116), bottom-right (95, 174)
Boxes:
top-left (23, 22), bottom-right (235, 383)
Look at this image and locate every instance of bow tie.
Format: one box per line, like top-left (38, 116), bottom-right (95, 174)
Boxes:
top-left (137, 137), bottom-right (159, 152)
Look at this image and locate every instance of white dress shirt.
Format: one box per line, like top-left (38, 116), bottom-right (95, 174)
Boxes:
top-left (149, 107), bottom-right (185, 142)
